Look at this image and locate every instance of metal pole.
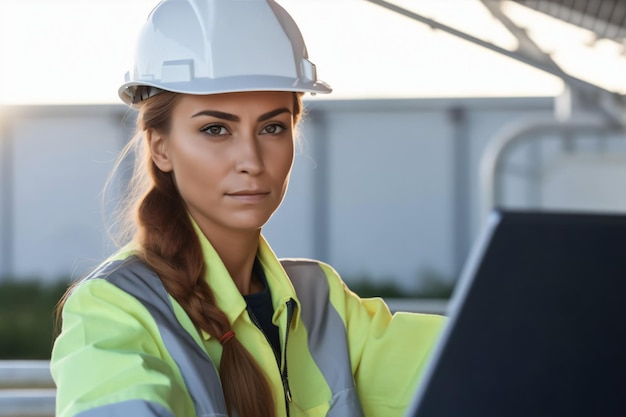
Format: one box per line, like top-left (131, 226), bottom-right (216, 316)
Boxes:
top-left (0, 108), bottom-right (14, 279)
top-left (449, 106), bottom-right (471, 275)
top-left (309, 110), bottom-right (331, 263)
top-left (362, 0), bottom-right (607, 94)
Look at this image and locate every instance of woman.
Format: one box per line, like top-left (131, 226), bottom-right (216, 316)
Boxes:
top-left (51, 1), bottom-right (445, 417)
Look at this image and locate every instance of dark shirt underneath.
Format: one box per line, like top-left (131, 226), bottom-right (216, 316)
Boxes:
top-left (244, 258), bottom-right (281, 364)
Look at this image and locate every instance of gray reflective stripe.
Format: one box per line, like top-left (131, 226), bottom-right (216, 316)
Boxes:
top-left (75, 399), bottom-right (174, 417)
top-left (88, 258), bottom-right (228, 417)
top-left (280, 260), bottom-right (365, 417)
top-left (326, 389), bottom-right (365, 417)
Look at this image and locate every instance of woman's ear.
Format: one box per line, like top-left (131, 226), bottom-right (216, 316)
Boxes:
top-left (147, 129), bottom-right (173, 172)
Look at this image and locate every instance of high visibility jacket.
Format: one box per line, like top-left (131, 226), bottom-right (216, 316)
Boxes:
top-left (51, 229), bottom-right (445, 417)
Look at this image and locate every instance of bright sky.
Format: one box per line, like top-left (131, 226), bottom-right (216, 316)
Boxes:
top-left (0, 0), bottom-right (624, 105)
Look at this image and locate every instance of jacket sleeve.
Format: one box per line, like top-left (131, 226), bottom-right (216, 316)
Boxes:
top-left (319, 263), bottom-right (447, 417)
top-left (51, 279), bottom-right (194, 417)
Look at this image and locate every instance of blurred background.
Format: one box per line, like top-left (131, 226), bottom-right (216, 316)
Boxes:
top-left (0, 1), bottom-right (625, 409)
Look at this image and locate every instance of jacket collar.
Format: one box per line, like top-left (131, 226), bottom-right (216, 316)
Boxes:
top-left (257, 236), bottom-right (302, 331)
top-left (190, 218), bottom-right (302, 340)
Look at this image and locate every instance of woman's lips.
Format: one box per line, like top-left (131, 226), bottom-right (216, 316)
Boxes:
top-left (226, 190), bottom-right (270, 202)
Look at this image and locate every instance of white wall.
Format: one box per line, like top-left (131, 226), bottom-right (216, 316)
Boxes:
top-left (2, 97), bottom-right (625, 292)
top-left (1, 106), bottom-right (130, 280)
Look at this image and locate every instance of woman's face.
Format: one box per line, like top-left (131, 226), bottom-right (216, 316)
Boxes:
top-left (149, 91), bottom-right (296, 239)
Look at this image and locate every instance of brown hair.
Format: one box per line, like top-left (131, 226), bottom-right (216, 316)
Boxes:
top-left (57, 91), bottom-right (304, 417)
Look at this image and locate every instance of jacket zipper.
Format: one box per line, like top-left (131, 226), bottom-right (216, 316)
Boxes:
top-left (246, 299), bottom-right (295, 417)
top-left (281, 299), bottom-right (295, 416)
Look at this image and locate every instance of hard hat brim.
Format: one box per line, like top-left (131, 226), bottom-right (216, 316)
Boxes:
top-left (119, 75), bottom-right (332, 107)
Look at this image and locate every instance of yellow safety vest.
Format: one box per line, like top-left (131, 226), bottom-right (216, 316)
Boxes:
top-left (52, 234), bottom-right (445, 417)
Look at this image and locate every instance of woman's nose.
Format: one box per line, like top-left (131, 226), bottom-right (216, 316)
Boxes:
top-left (234, 134), bottom-right (264, 175)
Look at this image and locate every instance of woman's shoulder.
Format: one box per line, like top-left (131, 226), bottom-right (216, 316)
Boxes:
top-left (278, 257), bottom-right (352, 304)
top-left (65, 244), bottom-right (160, 309)
top-left (63, 258), bottom-right (148, 309)
top-left (72, 242), bottom-right (144, 287)
top-left (279, 257), bottom-right (343, 282)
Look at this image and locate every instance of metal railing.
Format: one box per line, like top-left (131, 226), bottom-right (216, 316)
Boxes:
top-left (0, 360), bottom-right (55, 417)
top-left (0, 298), bottom-right (447, 417)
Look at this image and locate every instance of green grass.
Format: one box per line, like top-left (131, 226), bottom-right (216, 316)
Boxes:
top-left (0, 279), bottom-right (69, 359)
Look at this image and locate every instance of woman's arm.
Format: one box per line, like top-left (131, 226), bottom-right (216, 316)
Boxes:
top-left (320, 263), bottom-right (447, 417)
top-left (51, 279), bottom-right (194, 417)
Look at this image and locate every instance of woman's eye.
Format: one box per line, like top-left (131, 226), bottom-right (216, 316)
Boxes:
top-left (261, 123), bottom-right (286, 135)
top-left (201, 124), bottom-right (229, 136)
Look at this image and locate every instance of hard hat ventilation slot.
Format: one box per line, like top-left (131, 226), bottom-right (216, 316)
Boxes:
top-left (301, 59), bottom-right (316, 83)
top-left (161, 59), bottom-right (194, 83)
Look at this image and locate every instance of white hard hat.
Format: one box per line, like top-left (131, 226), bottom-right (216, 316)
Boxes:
top-left (119, 0), bottom-right (332, 106)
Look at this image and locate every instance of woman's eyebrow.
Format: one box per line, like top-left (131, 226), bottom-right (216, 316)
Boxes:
top-left (258, 107), bottom-right (291, 122)
top-left (191, 110), bottom-right (239, 121)
top-left (190, 107), bottom-right (291, 122)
